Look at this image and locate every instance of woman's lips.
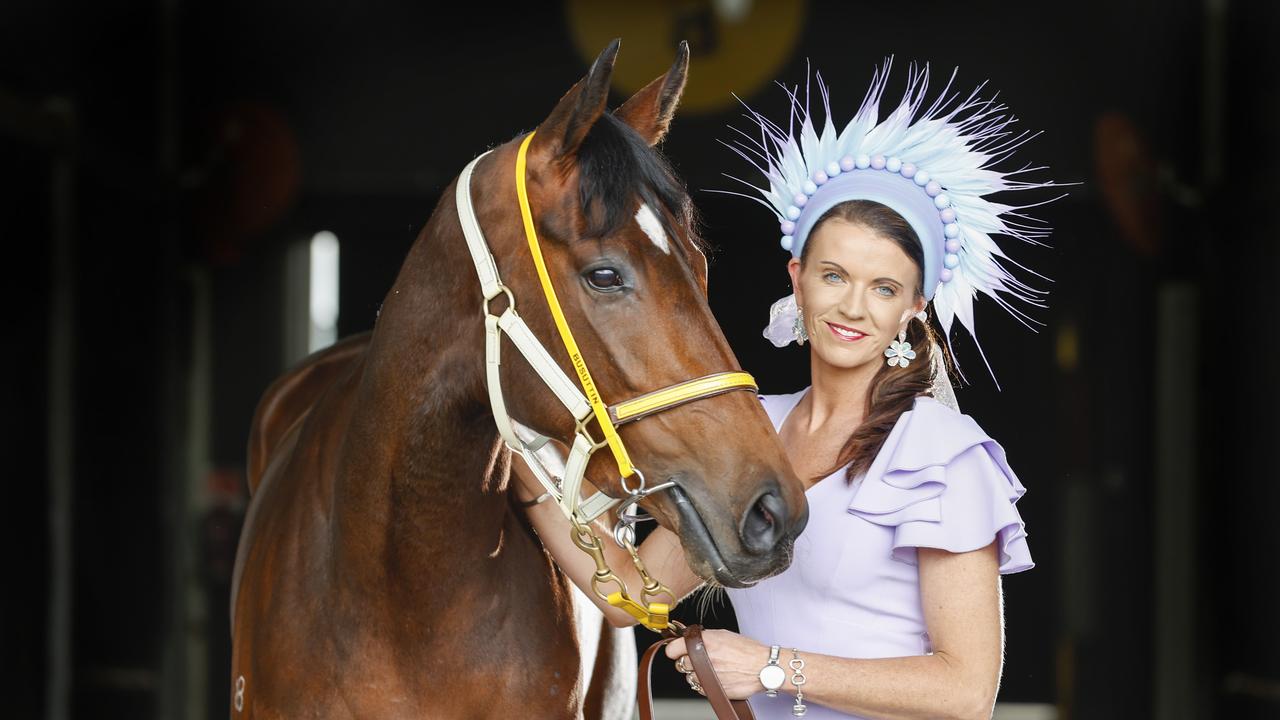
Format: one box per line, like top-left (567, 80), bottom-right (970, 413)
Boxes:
top-left (825, 321), bottom-right (867, 342)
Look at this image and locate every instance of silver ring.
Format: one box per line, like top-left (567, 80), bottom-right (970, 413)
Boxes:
top-left (619, 468), bottom-right (648, 496)
top-left (675, 656), bottom-right (691, 674)
top-left (613, 521), bottom-right (637, 548)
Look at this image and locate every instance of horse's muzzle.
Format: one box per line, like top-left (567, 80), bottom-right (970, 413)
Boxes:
top-left (668, 482), bottom-right (806, 588)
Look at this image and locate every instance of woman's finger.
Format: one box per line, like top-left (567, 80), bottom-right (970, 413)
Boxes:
top-left (663, 638), bottom-right (687, 659)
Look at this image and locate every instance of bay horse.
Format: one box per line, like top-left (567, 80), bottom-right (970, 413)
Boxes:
top-left (230, 40), bottom-right (808, 719)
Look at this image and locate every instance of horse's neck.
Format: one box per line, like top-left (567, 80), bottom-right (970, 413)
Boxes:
top-left (331, 203), bottom-right (513, 586)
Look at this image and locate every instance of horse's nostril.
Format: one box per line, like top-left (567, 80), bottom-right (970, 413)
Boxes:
top-left (740, 488), bottom-right (787, 555)
top-left (755, 497), bottom-right (775, 528)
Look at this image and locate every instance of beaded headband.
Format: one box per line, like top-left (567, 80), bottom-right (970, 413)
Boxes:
top-left (722, 59), bottom-right (1060, 380)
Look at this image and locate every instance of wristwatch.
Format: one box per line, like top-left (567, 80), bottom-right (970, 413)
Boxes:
top-left (758, 645), bottom-right (786, 697)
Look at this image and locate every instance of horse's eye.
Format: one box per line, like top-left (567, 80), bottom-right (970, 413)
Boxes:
top-left (585, 267), bottom-right (624, 291)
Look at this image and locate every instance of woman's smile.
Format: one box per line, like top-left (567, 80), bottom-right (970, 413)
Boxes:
top-left (824, 321), bottom-right (868, 342)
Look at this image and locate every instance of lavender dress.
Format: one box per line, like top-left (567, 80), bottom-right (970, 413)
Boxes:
top-left (725, 389), bottom-right (1034, 720)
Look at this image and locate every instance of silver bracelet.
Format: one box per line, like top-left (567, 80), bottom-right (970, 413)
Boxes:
top-left (789, 649), bottom-right (807, 717)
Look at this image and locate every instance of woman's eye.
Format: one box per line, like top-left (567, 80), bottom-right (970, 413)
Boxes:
top-left (586, 267), bottom-right (625, 290)
top-left (875, 286), bottom-right (897, 297)
top-left (823, 271), bottom-right (842, 283)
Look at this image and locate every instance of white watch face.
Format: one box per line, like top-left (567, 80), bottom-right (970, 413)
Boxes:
top-left (759, 663), bottom-right (786, 690)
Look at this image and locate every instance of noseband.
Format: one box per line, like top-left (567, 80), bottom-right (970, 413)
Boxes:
top-left (455, 133), bottom-right (757, 630)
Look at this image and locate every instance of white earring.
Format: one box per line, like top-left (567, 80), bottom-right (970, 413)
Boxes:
top-left (794, 305), bottom-right (808, 345)
top-left (884, 328), bottom-right (916, 368)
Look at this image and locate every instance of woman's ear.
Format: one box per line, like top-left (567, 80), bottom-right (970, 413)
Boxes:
top-left (897, 312), bottom-right (911, 337)
top-left (898, 297), bottom-right (927, 335)
top-left (786, 257), bottom-right (803, 305)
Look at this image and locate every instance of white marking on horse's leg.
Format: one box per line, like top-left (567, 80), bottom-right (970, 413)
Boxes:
top-left (635, 204), bottom-right (670, 254)
top-left (572, 583), bottom-right (603, 696)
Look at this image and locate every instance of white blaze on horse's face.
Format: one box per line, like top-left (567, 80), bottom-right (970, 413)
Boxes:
top-left (634, 203), bottom-right (670, 254)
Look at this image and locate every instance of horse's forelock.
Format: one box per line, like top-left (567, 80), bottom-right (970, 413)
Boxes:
top-left (573, 113), bottom-right (708, 255)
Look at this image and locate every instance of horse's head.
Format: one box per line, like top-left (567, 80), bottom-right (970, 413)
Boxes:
top-left (468, 40), bottom-right (807, 587)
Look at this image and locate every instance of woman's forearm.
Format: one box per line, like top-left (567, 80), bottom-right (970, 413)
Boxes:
top-left (782, 650), bottom-right (996, 720)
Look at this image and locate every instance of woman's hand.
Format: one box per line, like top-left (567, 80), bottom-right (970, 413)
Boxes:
top-left (664, 629), bottom-right (771, 700)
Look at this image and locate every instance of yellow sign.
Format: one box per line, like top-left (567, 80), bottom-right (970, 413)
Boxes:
top-left (566, 0), bottom-right (806, 114)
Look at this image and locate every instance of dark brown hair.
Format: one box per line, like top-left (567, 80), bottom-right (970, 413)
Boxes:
top-left (800, 200), bottom-right (952, 482)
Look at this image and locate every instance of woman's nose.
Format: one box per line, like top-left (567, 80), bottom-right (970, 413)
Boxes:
top-left (839, 287), bottom-right (866, 318)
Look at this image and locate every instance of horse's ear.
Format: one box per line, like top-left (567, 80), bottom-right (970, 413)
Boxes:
top-left (529, 38), bottom-right (620, 162)
top-left (614, 41), bottom-right (689, 146)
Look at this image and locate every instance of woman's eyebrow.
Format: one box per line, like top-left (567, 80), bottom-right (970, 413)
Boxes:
top-left (818, 260), bottom-right (848, 274)
top-left (874, 277), bottom-right (904, 287)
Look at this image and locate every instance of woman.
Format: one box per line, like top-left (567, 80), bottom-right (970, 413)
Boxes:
top-left (514, 61), bottom-right (1050, 719)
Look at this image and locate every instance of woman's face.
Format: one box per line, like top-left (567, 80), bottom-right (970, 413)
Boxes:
top-left (787, 218), bottom-right (926, 372)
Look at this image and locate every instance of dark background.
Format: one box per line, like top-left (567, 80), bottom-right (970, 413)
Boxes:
top-left (3, 0), bottom-right (1278, 718)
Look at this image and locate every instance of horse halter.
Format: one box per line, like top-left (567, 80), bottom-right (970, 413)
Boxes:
top-left (456, 133), bottom-right (757, 630)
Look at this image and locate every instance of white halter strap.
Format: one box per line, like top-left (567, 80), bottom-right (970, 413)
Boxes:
top-left (456, 151), bottom-right (620, 522)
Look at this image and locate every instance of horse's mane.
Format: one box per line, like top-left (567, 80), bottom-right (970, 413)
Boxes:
top-left (575, 113), bottom-right (708, 254)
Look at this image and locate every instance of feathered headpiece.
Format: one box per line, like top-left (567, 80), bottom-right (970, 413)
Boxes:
top-left (723, 58), bottom-right (1060, 381)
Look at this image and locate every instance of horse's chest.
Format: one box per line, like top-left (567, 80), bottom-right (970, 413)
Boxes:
top-left (397, 554), bottom-right (593, 715)
top-left (405, 583), bottom-right (589, 716)
top-left (275, 583), bottom-right (587, 718)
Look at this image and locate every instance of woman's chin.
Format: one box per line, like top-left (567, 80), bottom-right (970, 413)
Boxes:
top-left (810, 344), bottom-right (878, 371)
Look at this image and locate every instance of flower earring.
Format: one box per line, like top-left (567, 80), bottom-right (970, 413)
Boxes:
top-left (884, 327), bottom-right (916, 368)
top-left (794, 305), bottom-right (809, 345)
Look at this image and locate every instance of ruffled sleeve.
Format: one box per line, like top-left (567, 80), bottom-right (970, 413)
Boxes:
top-left (847, 397), bottom-right (1034, 574)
